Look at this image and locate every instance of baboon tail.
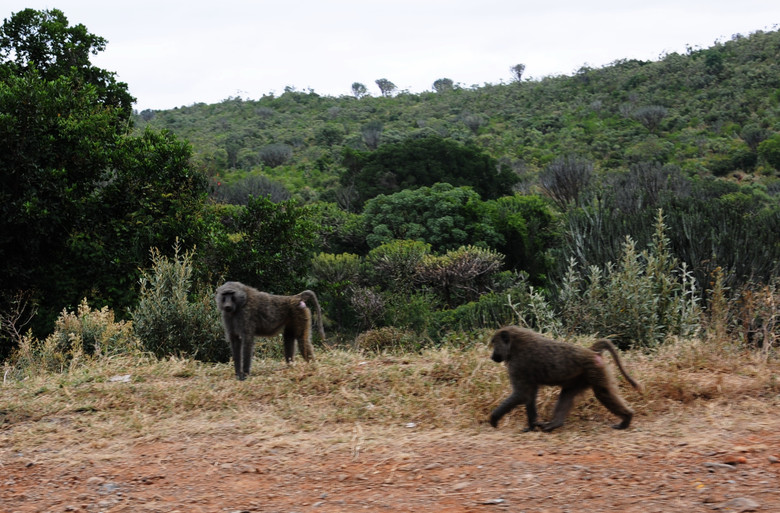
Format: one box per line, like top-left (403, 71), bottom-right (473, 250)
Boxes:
top-left (299, 290), bottom-right (326, 340)
top-left (591, 339), bottom-right (641, 390)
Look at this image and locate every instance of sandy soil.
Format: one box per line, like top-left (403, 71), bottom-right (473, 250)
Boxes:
top-left (2, 401), bottom-right (779, 513)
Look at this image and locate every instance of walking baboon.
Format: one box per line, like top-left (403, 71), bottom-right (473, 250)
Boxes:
top-left (488, 326), bottom-right (640, 432)
top-left (215, 281), bottom-right (325, 380)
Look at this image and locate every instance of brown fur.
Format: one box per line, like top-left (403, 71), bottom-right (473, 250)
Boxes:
top-left (215, 281), bottom-right (325, 380)
top-left (489, 326), bottom-right (640, 432)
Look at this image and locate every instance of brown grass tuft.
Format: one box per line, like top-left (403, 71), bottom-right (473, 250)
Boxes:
top-left (1, 334), bottom-right (778, 456)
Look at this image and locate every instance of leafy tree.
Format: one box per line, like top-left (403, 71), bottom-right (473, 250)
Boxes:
top-left (0, 9), bottom-right (208, 347)
top-left (0, 8), bottom-right (133, 120)
top-left (483, 194), bottom-right (560, 283)
top-left (343, 136), bottom-right (519, 206)
top-left (351, 82), bottom-right (368, 99)
top-left (362, 183), bottom-right (502, 252)
top-left (757, 133), bottom-right (780, 169)
top-left (375, 78), bottom-right (396, 97)
top-left (199, 196), bottom-right (318, 294)
top-left (433, 78), bottom-right (454, 93)
top-left (510, 63), bottom-right (526, 82)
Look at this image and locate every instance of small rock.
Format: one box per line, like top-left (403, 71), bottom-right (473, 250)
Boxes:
top-left (768, 455), bottom-right (779, 464)
top-left (704, 462), bottom-right (736, 471)
top-left (452, 481), bottom-right (470, 491)
top-left (479, 498), bottom-right (505, 505)
top-left (714, 497), bottom-right (759, 512)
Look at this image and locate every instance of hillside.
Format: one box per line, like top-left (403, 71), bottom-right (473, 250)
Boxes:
top-left (134, 29), bottom-right (780, 199)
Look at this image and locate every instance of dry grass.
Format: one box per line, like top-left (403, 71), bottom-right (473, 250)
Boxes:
top-left (1, 334), bottom-right (778, 457)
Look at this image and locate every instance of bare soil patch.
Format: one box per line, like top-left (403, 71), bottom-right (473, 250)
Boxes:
top-left (2, 401), bottom-right (779, 513)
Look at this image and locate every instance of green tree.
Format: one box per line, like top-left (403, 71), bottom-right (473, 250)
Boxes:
top-left (0, 8), bottom-right (133, 120)
top-left (483, 194), bottom-right (560, 283)
top-left (351, 82), bottom-right (368, 99)
top-left (757, 133), bottom-right (780, 169)
top-left (343, 136), bottom-right (519, 206)
top-left (199, 197), bottom-right (318, 294)
top-left (0, 9), bottom-right (208, 348)
top-left (362, 183), bottom-right (502, 252)
top-left (375, 78), bottom-right (396, 97)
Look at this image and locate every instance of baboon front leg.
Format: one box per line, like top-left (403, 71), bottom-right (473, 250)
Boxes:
top-left (592, 385), bottom-right (634, 429)
top-left (239, 336), bottom-right (255, 379)
top-left (229, 335), bottom-right (243, 380)
top-left (490, 385), bottom-right (538, 431)
top-left (540, 385), bottom-right (585, 432)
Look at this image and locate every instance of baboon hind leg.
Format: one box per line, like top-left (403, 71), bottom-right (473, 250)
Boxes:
top-left (298, 324), bottom-right (314, 361)
top-left (592, 384), bottom-right (634, 429)
top-left (283, 327), bottom-right (297, 363)
top-left (540, 384), bottom-right (586, 432)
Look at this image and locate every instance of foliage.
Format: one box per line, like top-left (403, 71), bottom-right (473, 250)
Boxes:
top-left (130, 245), bottom-right (227, 362)
top-left (0, 9), bottom-right (209, 349)
top-left (539, 155), bottom-right (594, 209)
top-left (198, 196), bottom-right (318, 293)
top-left (9, 299), bottom-right (139, 376)
top-left (210, 174), bottom-right (291, 205)
top-left (310, 252), bottom-right (363, 331)
top-left (564, 174), bottom-right (780, 291)
top-left (365, 240), bottom-right (431, 292)
top-left (558, 211), bottom-right (702, 347)
top-left (0, 8), bottom-right (133, 119)
top-left (353, 327), bottom-right (425, 353)
top-left (343, 137), bottom-right (519, 206)
top-left (758, 133), bottom-right (780, 169)
top-left (482, 194), bottom-right (560, 283)
top-left (416, 246), bottom-right (504, 307)
top-left (363, 183), bottom-right (502, 251)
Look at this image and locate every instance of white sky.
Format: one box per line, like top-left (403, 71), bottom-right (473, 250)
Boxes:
top-left (4, 1), bottom-right (778, 111)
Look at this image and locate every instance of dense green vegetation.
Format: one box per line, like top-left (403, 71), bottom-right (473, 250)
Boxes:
top-left (1, 8), bottom-right (778, 363)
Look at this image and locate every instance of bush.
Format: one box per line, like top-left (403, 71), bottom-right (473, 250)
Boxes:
top-left (130, 244), bottom-right (228, 362)
top-left (558, 210), bottom-right (701, 347)
top-left (353, 327), bottom-right (425, 353)
top-left (10, 299), bottom-right (139, 375)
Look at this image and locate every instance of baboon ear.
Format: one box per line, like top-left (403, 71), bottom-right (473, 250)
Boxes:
top-left (233, 288), bottom-right (247, 307)
top-left (499, 330), bottom-right (513, 358)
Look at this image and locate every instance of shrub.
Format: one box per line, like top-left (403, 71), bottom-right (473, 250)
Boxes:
top-left (258, 143), bottom-right (293, 167)
top-left (10, 299), bottom-right (139, 375)
top-left (415, 245), bottom-right (504, 306)
top-left (353, 327), bottom-right (425, 353)
top-left (558, 210), bottom-right (701, 347)
top-left (130, 244), bottom-right (228, 362)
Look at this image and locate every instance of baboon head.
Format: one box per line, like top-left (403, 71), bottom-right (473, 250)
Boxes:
top-left (216, 282), bottom-right (247, 314)
top-left (490, 329), bottom-right (512, 363)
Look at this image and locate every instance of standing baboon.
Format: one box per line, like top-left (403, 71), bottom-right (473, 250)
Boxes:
top-left (215, 281), bottom-right (325, 380)
top-left (488, 326), bottom-right (640, 432)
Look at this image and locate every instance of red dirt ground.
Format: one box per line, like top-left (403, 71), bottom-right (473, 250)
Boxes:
top-left (2, 403), bottom-right (779, 513)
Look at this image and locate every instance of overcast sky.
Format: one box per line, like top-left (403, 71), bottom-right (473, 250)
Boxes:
top-left (4, 1), bottom-right (778, 111)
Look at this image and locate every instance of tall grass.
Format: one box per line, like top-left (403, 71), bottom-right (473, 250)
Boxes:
top-left (3, 331), bottom-right (777, 445)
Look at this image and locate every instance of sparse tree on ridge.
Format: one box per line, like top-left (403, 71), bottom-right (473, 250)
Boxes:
top-left (433, 78), bottom-right (454, 93)
top-left (510, 63), bottom-right (526, 82)
top-left (351, 82), bottom-right (368, 99)
top-left (375, 78), bottom-right (396, 97)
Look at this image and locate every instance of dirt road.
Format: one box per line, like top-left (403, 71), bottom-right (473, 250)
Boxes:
top-left (2, 403), bottom-right (778, 513)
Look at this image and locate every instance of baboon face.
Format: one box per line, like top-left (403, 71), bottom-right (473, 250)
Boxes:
top-left (490, 331), bottom-right (510, 363)
top-left (215, 285), bottom-right (246, 314)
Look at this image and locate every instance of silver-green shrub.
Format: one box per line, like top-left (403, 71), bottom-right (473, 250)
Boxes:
top-left (130, 245), bottom-right (228, 362)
